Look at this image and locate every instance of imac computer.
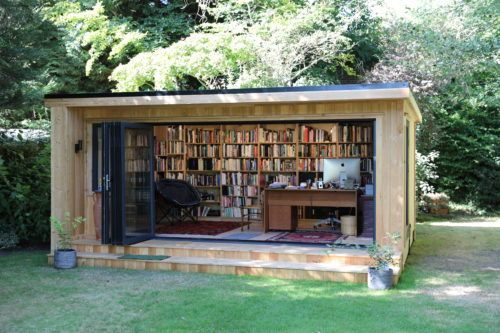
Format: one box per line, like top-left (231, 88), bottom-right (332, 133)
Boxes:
top-left (323, 158), bottom-right (361, 187)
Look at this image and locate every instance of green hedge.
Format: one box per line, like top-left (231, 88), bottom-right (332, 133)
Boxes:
top-left (0, 134), bottom-right (50, 246)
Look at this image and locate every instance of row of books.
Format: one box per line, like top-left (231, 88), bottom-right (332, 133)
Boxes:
top-left (298, 144), bottom-right (337, 158)
top-left (195, 206), bottom-right (212, 217)
top-left (221, 172), bottom-right (258, 186)
top-left (156, 157), bottom-right (184, 172)
top-left (125, 159), bottom-right (150, 172)
top-left (156, 123), bottom-right (371, 145)
top-left (262, 174), bottom-right (297, 186)
top-left (125, 147), bottom-right (149, 160)
top-left (125, 188), bottom-right (150, 203)
top-left (339, 125), bottom-right (372, 143)
top-left (222, 129), bottom-right (258, 143)
top-left (361, 158), bottom-right (373, 172)
top-left (155, 140), bottom-right (184, 155)
top-left (187, 158), bottom-right (221, 171)
top-left (224, 144), bottom-right (258, 157)
top-left (186, 129), bottom-right (220, 144)
top-left (222, 207), bottom-right (243, 218)
top-left (222, 159), bottom-right (258, 171)
top-left (260, 159), bottom-right (296, 172)
top-left (187, 144), bottom-right (219, 158)
top-left (222, 185), bottom-right (258, 197)
top-left (125, 174), bottom-right (150, 188)
top-left (222, 196), bottom-right (257, 207)
top-left (258, 127), bottom-right (295, 143)
top-left (298, 158), bottom-right (324, 172)
top-left (260, 144), bottom-right (295, 157)
top-left (299, 124), bottom-right (337, 143)
top-left (126, 133), bottom-right (149, 147)
top-left (160, 172), bottom-right (184, 180)
top-left (224, 206), bottom-right (260, 218)
top-left (162, 126), bottom-right (184, 141)
top-left (361, 174), bottom-right (373, 186)
top-left (187, 174), bottom-right (221, 186)
top-left (339, 144), bottom-right (371, 158)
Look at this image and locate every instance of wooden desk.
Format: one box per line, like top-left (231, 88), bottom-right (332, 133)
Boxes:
top-left (263, 189), bottom-right (359, 231)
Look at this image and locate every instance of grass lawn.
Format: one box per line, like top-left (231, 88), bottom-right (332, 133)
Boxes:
top-left (1, 216), bottom-right (499, 333)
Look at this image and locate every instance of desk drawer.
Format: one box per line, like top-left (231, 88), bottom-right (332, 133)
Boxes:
top-left (269, 206), bottom-right (297, 231)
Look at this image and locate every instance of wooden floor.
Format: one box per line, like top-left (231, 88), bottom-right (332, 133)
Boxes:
top-left (48, 238), bottom-right (401, 284)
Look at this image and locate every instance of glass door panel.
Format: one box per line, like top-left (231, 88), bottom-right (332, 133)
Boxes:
top-left (121, 124), bottom-right (154, 244)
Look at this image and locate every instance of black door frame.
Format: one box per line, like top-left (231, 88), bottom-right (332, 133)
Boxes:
top-left (99, 122), bottom-right (155, 245)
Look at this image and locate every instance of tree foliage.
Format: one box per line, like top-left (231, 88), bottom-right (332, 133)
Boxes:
top-left (0, 0), bottom-right (59, 108)
top-left (0, 135), bottom-right (51, 246)
top-left (111, 0), bottom-right (381, 90)
top-left (369, 0), bottom-right (499, 209)
top-left (46, 0), bottom-right (196, 92)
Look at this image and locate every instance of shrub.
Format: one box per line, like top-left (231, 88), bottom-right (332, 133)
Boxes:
top-left (367, 232), bottom-right (401, 270)
top-left (421, 192), bottom-right (450, 214)
top-left (416, 150), bottom-right (439, 210)
top-left (0, 134), bottom-right (50, 246)
top-left (0, 230), bottom-right (18, 249)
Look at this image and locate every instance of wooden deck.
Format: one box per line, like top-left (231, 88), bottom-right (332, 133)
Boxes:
top-left (48, 239), bottom-right (401, 284)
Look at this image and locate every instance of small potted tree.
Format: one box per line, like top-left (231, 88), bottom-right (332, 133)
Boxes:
top-left (367, 232), bottom-right (401, 290)
top-left (50, 213), bottom-right (85, 269)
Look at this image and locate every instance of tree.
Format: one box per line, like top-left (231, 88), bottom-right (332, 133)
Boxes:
top-left (111, 0), bottom-right (382, 90)
top-left (369, 0), bottom-right (499, 209)
top-left (45, 0), bottom-right (197, 93)
top-left (0, 0), bottom-right (59, 108)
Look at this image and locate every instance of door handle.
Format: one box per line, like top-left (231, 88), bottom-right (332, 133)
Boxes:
top-left (104, 174), bottom-right (111, 191)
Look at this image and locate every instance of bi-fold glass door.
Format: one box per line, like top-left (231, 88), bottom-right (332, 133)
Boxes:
top-left (101, 122), bottom-right (155, 245)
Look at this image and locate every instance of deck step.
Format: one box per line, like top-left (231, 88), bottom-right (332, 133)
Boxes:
top-left (72, 240), bottom-right (376, 266)
top-left (49, 251), bottom-right (400, 283)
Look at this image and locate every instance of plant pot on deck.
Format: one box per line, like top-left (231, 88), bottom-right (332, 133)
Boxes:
top-left (367, 267), bottom-right (393, 290)
top-left (54, 249), bottom-right (77, 269)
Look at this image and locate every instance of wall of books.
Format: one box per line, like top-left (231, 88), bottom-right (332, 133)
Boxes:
top-left (154, 121), bottom-right (373, 220)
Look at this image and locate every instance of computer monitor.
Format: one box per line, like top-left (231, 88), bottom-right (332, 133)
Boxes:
top-left (323, 158), bottom-right (361, 184)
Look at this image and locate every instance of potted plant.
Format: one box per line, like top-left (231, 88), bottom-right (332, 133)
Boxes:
top-left (367, 232), bottom-right (401, 290)
top-left (50, 213), bottom-right (85, 269)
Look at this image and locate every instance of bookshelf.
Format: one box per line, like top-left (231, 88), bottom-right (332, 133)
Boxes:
top-left (154, 121), bottom-right (373, 221)
top-left (186, 125), bottom-right (222, 217)
top-left (124, 128), bottom-right (152, 228)
top-left (221, 124), bottom-right (259, 218)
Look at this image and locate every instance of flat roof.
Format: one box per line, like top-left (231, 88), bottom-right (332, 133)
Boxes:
top-left (44, 82), bottom-right (421, 122)
top-left (44, 82), bottom-right (409, 99)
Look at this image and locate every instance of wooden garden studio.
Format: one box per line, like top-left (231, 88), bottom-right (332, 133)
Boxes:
top-left (45, 83), bottom-right (422, 282)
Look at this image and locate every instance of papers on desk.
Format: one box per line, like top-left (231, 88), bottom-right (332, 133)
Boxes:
top-left (285, 185), bottom-right (299, 190)
top-left (268, 182), bottom-right (287, 189)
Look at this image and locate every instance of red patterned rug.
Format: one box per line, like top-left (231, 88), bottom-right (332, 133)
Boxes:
top-left (268, 231), bottom-right (346, 244)
top-left (156, 221), bottom-right (243, 236)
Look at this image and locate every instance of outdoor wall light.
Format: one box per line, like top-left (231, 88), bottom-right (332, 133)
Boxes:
top-left (75, 139), bottom-right (83, 153)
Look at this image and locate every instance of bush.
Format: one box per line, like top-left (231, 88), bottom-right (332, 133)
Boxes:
top-left (416, 150), bottom-right (439, 211)
top-left (421, 192), bottom-right (450, 214)
top-left (0, 134), bottom-right (50, 246)
top-left (0, 230), bottom-right (18, 249)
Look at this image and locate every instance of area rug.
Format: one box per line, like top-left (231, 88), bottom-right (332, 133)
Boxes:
top-left (156, 221), bottom-right (244, 236)
top-left (267, 231), bottom-right (346, 244)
